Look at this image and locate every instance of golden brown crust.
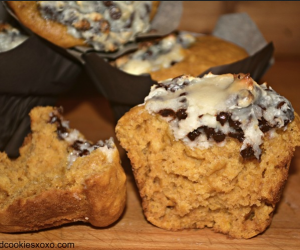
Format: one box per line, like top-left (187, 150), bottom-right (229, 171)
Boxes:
top-left (150, 36), bottom-right (249, 81)
top-left (7, 1), bottom-right (87, 48)
top-left (0, 106), bottom-right (126, 233)
top-left (116, 105), bottom-right (300, 239)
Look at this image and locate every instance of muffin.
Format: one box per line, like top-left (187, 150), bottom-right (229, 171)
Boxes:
top-left (116, 73), bottom-right (300, 238)
top-left (0, 22), bottom-right (28, 52)
top-left (0, 106), bottom-right (126, 232)
top-left (113, 34), bottom-right (248, 81)
top-left (7, 1), bottom-right (159, 51)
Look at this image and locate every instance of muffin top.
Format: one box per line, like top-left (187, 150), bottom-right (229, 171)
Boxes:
top-left (114, 32), bottom-right (196, 75)
top-left (145, 73), bottom-right (295, 160)
top-left (37, 1), bottom-right (154, 51)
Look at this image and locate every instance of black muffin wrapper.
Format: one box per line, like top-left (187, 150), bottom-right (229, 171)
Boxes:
top-left (0, 35), bottom-right (82, 95)
top-left (82, 12), bottom-right (274, 122)
top-left (1, 3), bottom-right (82, 95)
top-left (0, 4), bottom-right (82, 157)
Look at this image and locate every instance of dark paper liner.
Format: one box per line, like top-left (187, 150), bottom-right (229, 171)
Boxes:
top-left (0, 95), bottom-right (57, 158)
top-left (0, 3), bottom-right (82, 95)
top-left (0, 4), bottom-right (82, 156)
top-left (83, 54), bottom-right (155, 121)
top-left (0, 35), bottom-right (82, 95)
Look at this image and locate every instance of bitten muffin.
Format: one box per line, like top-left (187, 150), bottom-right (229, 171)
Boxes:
top-left (0, 106), bottom-right (126, 232)
top-left (116, 73), bottom-right (300, 238)
top-left (7, 1), bottom-right (159, 51)
top-left (0, 22), bottom-right (28, 52)
top-left (113, 34), bottom-right (248, 81)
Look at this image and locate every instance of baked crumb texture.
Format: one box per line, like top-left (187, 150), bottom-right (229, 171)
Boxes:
top-left (116, 105), bottom-right (300, 239)
top-left (0, 106), bottom-right (126, 233)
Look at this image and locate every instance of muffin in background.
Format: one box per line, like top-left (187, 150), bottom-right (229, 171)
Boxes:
top-left (7, 1), bottom-right (160, 51)
top-left (113, 33), bottom-right (248, 81)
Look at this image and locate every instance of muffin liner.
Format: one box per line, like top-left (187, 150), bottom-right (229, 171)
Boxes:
top-left (83, 12), bottom-right (274, 121)
top-left (0, 4), bottom-right (82, 157)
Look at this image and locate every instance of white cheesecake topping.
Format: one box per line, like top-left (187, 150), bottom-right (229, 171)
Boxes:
top-left (145, 73), bottom-right (294, 160)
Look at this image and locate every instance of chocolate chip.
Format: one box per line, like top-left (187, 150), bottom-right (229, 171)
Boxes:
top-left (284, 119), bottom-right (290, 126)
top-left (176, 109), bottom-right (188, 120)
top-left (158, 109), bottom-right (176, 118)
top-left (187, 128), bottom-right (201, 141)
top-left (258, 117), bottom-right (273, 133)
top-left (228, 115), bottom-right (241, 130)
top-left (216, 112), bottom-right (229, 126)
top-left (109, 5), bottom-right (122, 20)
top-left (212, 131), bottom-right (226, 143)
top-left (277, 101), bottom-right (286, 109)
top-left (202, 126), bottom-right (214, 140)
top-left (258, 105), bottom-right (266, 111)
top-left (79, 149), bottom-right (90, 157)
top-left (179, 92), bottom-right (187, 97)
top-left (72, 140), bottom-right (83, 151)
top-left (240, 146), bottom-right (256, 159)
top-left (228, 131), bottom-right (244, 142)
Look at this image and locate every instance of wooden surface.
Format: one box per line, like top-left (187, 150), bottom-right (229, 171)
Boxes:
top-left (179, 1), bottom-right (300, 58)
top-left (1, 61), bottom-right (300, 250)
top-left (2, 2), bottom-right (300, 249)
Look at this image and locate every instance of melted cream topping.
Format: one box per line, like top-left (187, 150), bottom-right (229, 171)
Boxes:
top-left (49, 110), bottom-right (115, 167)
top-left (116, 33), bottom-right (196, 75)
top-left (38, 1), bottom-right (152, 51)
top-left (0, 23), bottom-right (27, 52)
top-left (145, 73), bottom-right (295, 159)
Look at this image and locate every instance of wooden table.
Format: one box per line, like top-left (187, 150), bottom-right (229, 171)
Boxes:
top-left (1, 58), bottom-right (300, 249)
